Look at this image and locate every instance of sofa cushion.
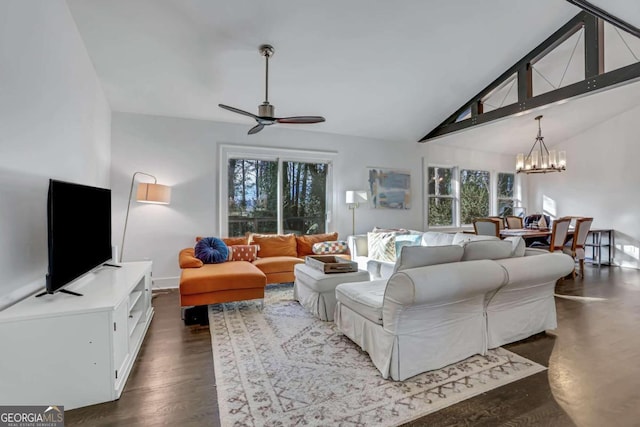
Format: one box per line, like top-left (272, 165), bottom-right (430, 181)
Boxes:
top-left (367, 231), bottom-right (397, 262)
top-left (393, 245), bottom-right (464, 273)
top-left (503, 236), bottom-right (526, 257)
top-left (395, 233), bottom-right (422, 256)
top-left (178, 248), bottom-right (204, 268)
top-left (335, 279), bottom-right (387, 325)
top-left (252, 256), bottom-right (304, 274)
top-left (296, 232), bottom-right (339, 257)
top-left (421, 231), bottom-right (455, 246)
top-left (223, 236), bottom-right (248, 246)
top-left (452, 232), bottom-right (500, 245)
top-left (194, 237), bottom-right (229, 264)
top-left (461, 240), bottom-right (513, 261)
top-left (250, 233), bottom-right (297, 258)
top-left (179, 261), bottom-right (266, 295)
top-left (312, 240), bottom-right (348, 254)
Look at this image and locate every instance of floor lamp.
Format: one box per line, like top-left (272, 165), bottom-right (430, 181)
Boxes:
top-left (345, 190), bottom-right (368, 235)
top-left (120, 172), bottom-right (171, 263)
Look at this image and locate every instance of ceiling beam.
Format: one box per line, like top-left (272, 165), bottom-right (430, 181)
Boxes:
top-left (565, 0), bottom-right (640, 39)
top-left (419, 9), bottom-right (640, 142)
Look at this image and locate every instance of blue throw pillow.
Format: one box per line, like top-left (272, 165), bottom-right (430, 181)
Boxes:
top-left (194, 237), bottom-right (229, 264)
top-left (394, 233), bottom-right (422, 260)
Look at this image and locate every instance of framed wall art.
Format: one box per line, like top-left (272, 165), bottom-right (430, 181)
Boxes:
top-left (367, 168), bottom-right (411, 209)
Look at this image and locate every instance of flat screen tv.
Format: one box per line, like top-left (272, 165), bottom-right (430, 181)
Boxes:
top-left (42, 179), bottom-right (113, 296)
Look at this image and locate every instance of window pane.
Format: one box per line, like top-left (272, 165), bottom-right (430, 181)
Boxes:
top-left (428, 197), bottom-right (454, 226)
top-left (497, 173), bottom-right (514, 198)
top-left (228, 159), bottom-right (278, 236)
top-left (498, 199), bottom-right (514, 217)
top-left (428, 167), bottom-right (453, 196)
top-left (460, 169), bottom-right (490, 224)
top-left (282, 161), bottom-right (328, 235)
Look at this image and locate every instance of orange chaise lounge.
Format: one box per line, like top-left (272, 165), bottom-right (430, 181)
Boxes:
top-left (178, 232), bottom-right (342, 307)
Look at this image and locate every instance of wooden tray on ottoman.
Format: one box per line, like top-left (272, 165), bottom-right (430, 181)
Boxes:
top-left (305, 255), bottom-right (358, 274)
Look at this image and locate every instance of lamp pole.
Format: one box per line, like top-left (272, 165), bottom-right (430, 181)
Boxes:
top-left (120, 172), bottom-right (157, 263)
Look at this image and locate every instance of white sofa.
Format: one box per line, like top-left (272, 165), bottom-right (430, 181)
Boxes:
top-left (334, 239), bottom-right (574, 381)
top-left (348, 230), bottom-right (502, 279)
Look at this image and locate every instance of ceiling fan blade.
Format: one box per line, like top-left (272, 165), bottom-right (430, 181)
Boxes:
top-left (219, 104), bottom-right (259, 119)
top-left (248, 123), bottom-right (264, 135)
top-left (276, 116), bottom-right (326, 124)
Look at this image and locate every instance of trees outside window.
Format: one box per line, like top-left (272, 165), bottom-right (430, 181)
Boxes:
top-left (227, 157), bottom-right (328, 237)
top-left (426, 165), bottom-right (517, 228)
top-left (497, 172), bottom-right (515, 217)
top-left (427, 166), bottom-right (455, 227)
top-left (460, 169), bottom-right (490, 225)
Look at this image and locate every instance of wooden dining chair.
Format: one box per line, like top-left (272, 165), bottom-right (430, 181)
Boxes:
top-left (530, 217), bottom-right (572, 252)
top-left (563, 217), bottom-right (594, 278)
top-left (505, 215), bottom-right (523, 229)
top-left (488, 216), bottom-right (505, 230)
top-left (473, 217), bottom-right (501, 237)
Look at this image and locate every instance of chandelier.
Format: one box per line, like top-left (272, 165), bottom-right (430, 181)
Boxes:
top-left (516, 115), bottom-right (566, 174)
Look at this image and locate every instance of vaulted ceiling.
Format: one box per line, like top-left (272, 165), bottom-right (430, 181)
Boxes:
top-left (65, 0), bottom-right (640, 152)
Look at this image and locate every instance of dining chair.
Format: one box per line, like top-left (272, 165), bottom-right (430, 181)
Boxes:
top-left (473, 217), bottom-right (501, 237)
top-left (488, 216), bottom-right (505, 230)
top-left (530, 217), bottom-right (572, 252)
top-left (563, 217), bottom-right (594, 278)
top-left (505, 215), bottom-right (523, 229)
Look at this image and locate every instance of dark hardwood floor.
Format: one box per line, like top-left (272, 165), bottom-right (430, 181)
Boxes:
top-left (66, 265), bottom-right (640, 427)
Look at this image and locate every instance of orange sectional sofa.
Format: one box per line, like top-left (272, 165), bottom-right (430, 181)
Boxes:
top-left (178, 232), bottom-right (343, 307)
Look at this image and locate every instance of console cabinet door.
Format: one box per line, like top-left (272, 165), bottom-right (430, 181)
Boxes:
top-left (112, 299), bottom-right (130, 391)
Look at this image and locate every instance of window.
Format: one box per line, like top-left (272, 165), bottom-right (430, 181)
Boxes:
top-left (460, 169), bottom-right (490, 225)
top-left (282, 161), bottom-right (328, 235)
top-left (497, 172), bottom-right (515, 217)
top-left (426, 164), bottom-right (517, 228)
top-left (221, 145), bottom-right (334, 237)
top-left (427, 166), bottom-right (455, 227)
top-left (228, 159), bottom-right (278, 236)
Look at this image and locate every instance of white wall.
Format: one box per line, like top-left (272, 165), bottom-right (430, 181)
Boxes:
top-left (527, 105), bottom-right (640, 268)
top-left (111, 112), bottom-right (421, 287)
top-left (0, 1), bottom-right (111, 308)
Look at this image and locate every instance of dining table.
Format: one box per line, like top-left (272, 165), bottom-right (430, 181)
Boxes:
top-left (500, 228), bottom-right (556, 247)
top-left (500, 228), bottom-right (553, 239)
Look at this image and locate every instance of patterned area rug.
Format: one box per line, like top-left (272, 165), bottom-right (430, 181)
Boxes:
top-left (209, 284), bottom-right (546, 427)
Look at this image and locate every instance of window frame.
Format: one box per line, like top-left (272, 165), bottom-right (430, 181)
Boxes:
top-left (496, 171), bottom-right (517, 218)
top-left (459, 168), bottom-right (491, 226)
top-left (425, 162), bottom-right (520, 230)
top-left (219, 144), bottom-right (336, 237)
top-left (426, 164), bottom-right (458, 228)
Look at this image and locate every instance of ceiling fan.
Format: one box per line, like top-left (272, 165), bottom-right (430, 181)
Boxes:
top-left (219, 44), bottom-right (326, 135)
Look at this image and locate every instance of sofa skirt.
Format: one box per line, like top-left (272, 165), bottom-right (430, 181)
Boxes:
top-left (335, 301), bottom-right (487, 381)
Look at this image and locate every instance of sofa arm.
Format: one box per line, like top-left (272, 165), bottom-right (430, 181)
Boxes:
top-left (347, 234), bottom-right (368, 258)
top-left (179, 248), bottom-right (203, 268)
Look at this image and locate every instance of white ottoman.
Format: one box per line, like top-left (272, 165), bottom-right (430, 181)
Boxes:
top-left (293, 263), bottom-right (370, 321)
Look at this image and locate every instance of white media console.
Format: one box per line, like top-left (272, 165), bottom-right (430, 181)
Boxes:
top-left (0, 261), bottom-right (153, 410)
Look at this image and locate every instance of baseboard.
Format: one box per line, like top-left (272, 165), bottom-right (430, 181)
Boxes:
top-left (152, 276), bottom-right (179, 290)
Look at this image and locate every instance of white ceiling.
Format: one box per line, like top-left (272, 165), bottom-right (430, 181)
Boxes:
top-left (65, 0), bottom-right (640, 148)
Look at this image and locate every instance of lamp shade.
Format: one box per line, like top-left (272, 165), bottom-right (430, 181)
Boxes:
top-left (136, 183), bottom-right (171, 204)
top-left (345, 190), bottom-right (356, 204)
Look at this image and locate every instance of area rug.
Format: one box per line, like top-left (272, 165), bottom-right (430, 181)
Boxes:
top-left (209, 284), bottom-right (546, 427)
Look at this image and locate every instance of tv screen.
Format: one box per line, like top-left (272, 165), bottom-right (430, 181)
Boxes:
top-left (46, 179), bottom-right (112, 295)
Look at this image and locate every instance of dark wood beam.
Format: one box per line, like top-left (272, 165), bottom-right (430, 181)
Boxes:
top-left (584, 13), bottom-right (604, 78)
top-left (421, 61), bottom-right (640, 141)
top-left (420, 12), bottom-right (587, 141)
top-left (566, 0), bottom-right (640, 39)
